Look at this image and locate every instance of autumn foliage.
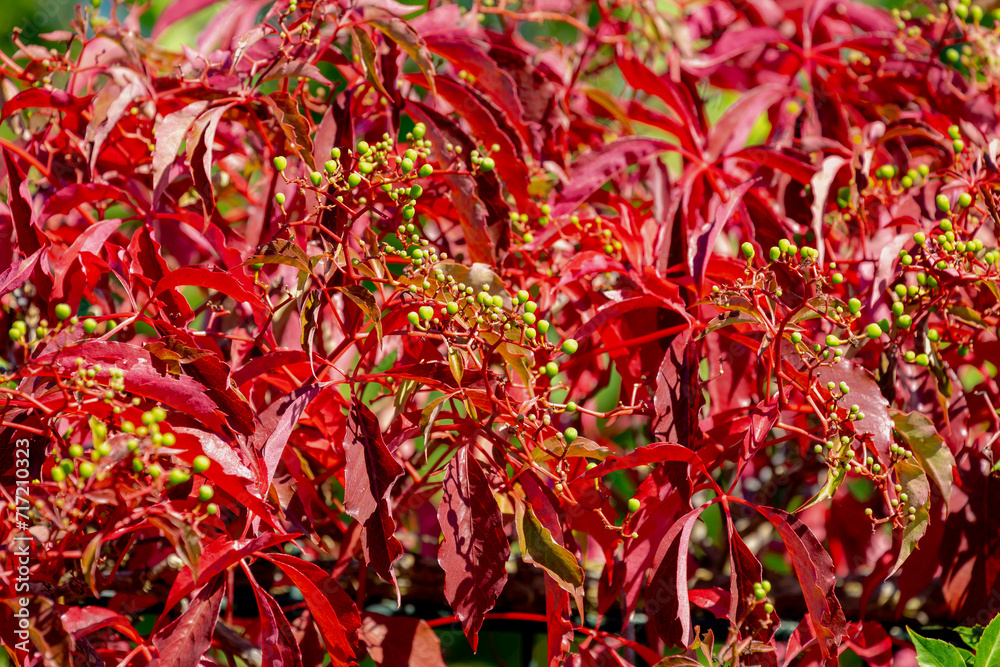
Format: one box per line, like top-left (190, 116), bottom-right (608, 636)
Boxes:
top-left (1, 0), bottom-right (999, 664)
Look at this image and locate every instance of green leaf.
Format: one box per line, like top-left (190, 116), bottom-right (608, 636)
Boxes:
top-left (532, 436), bottom-right (611, 462)
top-left (351, 27), bottom-right (392, 99)
top-left (974, 613), bottom-right (1000, 667)
top-left (892, 411), bottom-right (956, 509)
top-left (908, 628), bottom-right (967, 667)
top-left (336, 285), bottom-right (383, 344)
top-left (796, 442), bottom-right (851, 512)
top-left (955, 625), bottom-right (985, 652)
top-left (889, 504), bottom-right (929, 576)
top-left (515, 499), bottom-right (583, 594)
top-left (366, 10), bottom-right (436, 98)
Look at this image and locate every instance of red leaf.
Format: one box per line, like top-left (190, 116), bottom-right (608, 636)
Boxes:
top-left (437, 446), bottom-right (510, 651)
top-left (151, 266), bottom-right (263, 314)
top-left (689, 179), bottom-right (755, 291)
top-left (41, 184), bottom-right (130, 217)
top-left (152, 105), bottom-right (210, 203)
top-left (249, 578), bottom-right (304, 667)
top-left (259, 554), bottom-right (361, 667)
top-left (1, 88), bottom-right (90, 122)
top-left (570, 442), bottom-right (715, 494)
top-left (60, 606), bottom-right (143, 645)
top-left (726, 517), bottom-right (778, 642)
top-left (151, 577), bottom-right (225, 667)
top-left (345, 400), bottom-right (405, 586)
top-left (162, 533), bottom-right (293, 619)
top-left (551, 137), bottom-right (675, 218)
top-left (646, 504), bottom-right (713, 647)
top-left (249, 385), bottom-right (323, 496)
top-left (40, 341), bottom-right (238, 435)
top-left (736, 502), bottom-right (847, 662)
top-left (0, 248), bottom-right (42, 295)
top-left (815, 362), bottom-right (893, 465)
top-left (358, 613), bottom-right (447, 667)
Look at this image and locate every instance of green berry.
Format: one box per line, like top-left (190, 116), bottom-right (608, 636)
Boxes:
top-left (936, 194), bottom-right (950, 212)
top-left (418, 164), bottom-right (434, 177)
top-left (206, 503), bottom-right (219, 515)
top-left (915, 353), bottom-right (929, 367)
top-left (848, 298), bottom-right (862, 314)
top-left (275, 193), bottom-right (286, 205)
top-left (168, 469), bottom-right (190, 486)
top-left (831, 273), bottom-right (844, 284)
top-left (913, 232), bottom-right (926, 245)
top-left (627, 498), bottom-right (641, 513)
top-left (419, 305), bottom-right (434, 321)
top-left (825, 335), bottom-right (841, 347)
top-left (866, 323), bottom-right (882, 339)
top-left (564, 427), bottom-right (578, 443)
top-left (69, 444), bottom-right (84, 458)
top-left (310, 172), bottom-right (323, 187)
top-left (50, 467), bottom-right (66, 482)
top-left (199, 485), bottom-right (214, 502)
top-left (357, 140), bottom-right (370, 155)
top-left (273, 156), bottom-right (287, 171)
top-left (347, 173), bottom-right (362, 188)
top-left (447, 302), bottom-right (459, 315)
top-left (193, 455), bottom-right (211, 473)
top-left (561, 339), bottom-right (579, 355)
top-left (764, 603), bottom-right (774, 614)
top-left (958, 192), bottom-right (973, 208)
top-left (8, 328), bottom-right (22, 341)
top-left (953, 139), bottom-right (965, 153)
top-left (522, 312), bottom-right (536, 325)
top-left (537, 320), bottom-right (550, 334)
top-left (897, 314), bottom-right (913, 329)
top-left (132, 458), bottom-right (144, 473)
top-left (408, 312), bottom-right (420, 326)
top-left (83, 318), bottom-right (98, 335)
top-left (544, 361), bottom-right (559, 377)
top-left (741, 242), bottom-right (755, 259)
top-left (480, 157), bottom-right (495, 171)
top-left (79, 462), bottom-right (95, 479)
top-left (55, 303), bottom-right (72, 321)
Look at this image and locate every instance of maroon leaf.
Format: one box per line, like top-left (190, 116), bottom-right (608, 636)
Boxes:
top-left (259, 554), bottom-right (361, 666)
top-left (735, 501), bottom-right (847, 662)
top-left (249, 384), bottom-right (323, 495)
top-left (345, 400), bottom-right (405, 586)
top-left (647, 504), bottom-right (714, 647)
top-left (248, 577), bottom-right (304, 667)
top-left (358, 613), bottom-right (447, 667)
top-left (60, 607), bottom-right (143, 645)
top-left (151, 577), bottom-right (224, 667)
top-left (437, 446), bottom-right (510, 651)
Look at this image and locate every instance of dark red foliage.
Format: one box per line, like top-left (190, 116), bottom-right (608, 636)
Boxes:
top-left (1, 0), bottom-right (999, 665)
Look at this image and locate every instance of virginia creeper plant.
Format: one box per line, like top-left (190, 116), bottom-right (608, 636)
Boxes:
top-left (1, 0), bottom-right (999, 665)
